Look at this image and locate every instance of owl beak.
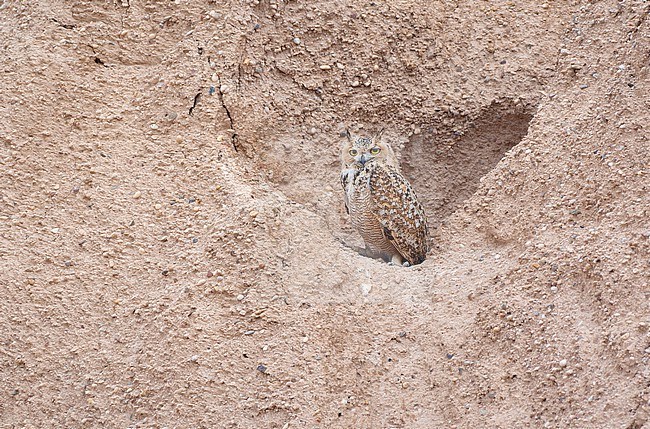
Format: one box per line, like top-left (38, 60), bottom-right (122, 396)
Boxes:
top-left (358, 154), bottom-right (370, 165)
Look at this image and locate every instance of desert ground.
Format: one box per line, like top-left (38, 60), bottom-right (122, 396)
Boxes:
top-left (1, 1), bottom-right (649, 428)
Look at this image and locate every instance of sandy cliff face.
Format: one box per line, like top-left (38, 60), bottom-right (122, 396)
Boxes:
top-left (1, 1), bottom-right (648, 428)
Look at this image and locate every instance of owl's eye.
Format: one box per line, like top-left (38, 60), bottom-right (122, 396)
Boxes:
top-left (349, 149), bottom-right (358, 156)
top-left (370, 147), bottom-right (381, 155)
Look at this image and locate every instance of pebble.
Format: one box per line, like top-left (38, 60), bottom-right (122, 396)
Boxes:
top-left (133, 191), bottom-right (142, 199)
top-left (236, 294), bottom-right (245, 301)
top-left (249, 211), bottom-right (258, 218)
top-left (51, 228), bottom-right (60, 234)
top-left (150, 124), bottom-right (159, 130)
top-left (559, 359), bottom-right (568, 367)
top-left (190, 355), bottom-right (199, 363)
top-left (293, 37), bottom-right (301, 45)
top-left (360, 283), bottom-right (372, 296)
top-left (257, 364), bottom-right (267, 373)
top-left (351, 80), bottom-right (360, 87)
top-left (319, 65), bottom-right (331, 70)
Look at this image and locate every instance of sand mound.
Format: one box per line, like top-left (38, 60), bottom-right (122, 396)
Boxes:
top-left (1, 1), bottom-right (648, 427)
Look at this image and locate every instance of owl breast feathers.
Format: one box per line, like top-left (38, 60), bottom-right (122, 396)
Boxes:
top-left (341, 132), bottom-right (428, 266)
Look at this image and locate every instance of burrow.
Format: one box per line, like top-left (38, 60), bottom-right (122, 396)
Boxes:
top-left (401, 100), bottom-right (535, 230)
top-left (251, 99), bottom-right (535, 242)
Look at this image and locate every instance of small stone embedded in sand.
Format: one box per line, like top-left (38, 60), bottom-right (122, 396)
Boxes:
top-left (559, 359), bottom-right (568, 367)
top-left (51, 228), bottom-right (60, 234)
top-left (360, 283), bottom-right (372, 296)
top-left (257, 364), bottom-right (267, 373)
top-left (293, 37), bottom-right (301, 45)
top-left (133, 191), bottom-right (142, 199)
top-left (236, 294), bottom-right (245, 301)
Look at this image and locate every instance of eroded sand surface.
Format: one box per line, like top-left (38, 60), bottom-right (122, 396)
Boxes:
top-left (1, 1), bottom-right (649, 428)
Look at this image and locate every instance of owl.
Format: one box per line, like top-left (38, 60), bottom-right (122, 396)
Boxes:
top-left (340, 130), bottom-right (428, 266)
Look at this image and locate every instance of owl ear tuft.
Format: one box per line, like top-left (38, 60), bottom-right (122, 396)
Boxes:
top-left (374, 128), bottom-right (385, 141)
top-left (345, 129), bottom-right (353, 142)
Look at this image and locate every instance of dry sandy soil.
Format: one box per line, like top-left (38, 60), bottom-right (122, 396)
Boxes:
top-left (1, 1), bottom-right (649, 428)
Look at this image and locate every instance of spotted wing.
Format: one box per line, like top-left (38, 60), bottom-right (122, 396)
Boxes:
top-left (368, 163), bottom-right (428, 265)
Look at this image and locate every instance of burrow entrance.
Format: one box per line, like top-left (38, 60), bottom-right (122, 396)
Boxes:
top-left (250, 101), bottom-right (535, 253)
top-left (401, 103), bottom-right (534, 229)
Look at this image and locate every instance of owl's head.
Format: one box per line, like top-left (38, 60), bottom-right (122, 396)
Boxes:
top-left (341, 129), bottom-right (398, 169)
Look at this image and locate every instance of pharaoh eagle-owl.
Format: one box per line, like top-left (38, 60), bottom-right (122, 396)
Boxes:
top-left (340, 130), bottom-right (428, 266)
